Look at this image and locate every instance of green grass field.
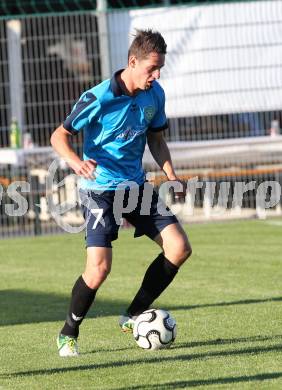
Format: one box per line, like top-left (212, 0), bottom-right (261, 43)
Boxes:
top-left (1, 219), bottom-right (282, 389)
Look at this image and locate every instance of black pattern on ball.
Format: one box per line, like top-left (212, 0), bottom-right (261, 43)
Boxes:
top-left (133, 309), bottom-right (177, 350)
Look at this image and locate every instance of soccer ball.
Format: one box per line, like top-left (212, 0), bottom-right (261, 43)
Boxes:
top-left (133, 309), bottom-right (177, 350)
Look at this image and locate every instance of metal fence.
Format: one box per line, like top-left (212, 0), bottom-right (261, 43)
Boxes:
top-left (1, 1), bottom-right (282, 148)
top-left (1, 12), bottom-right (100, 151)
top-left (1, 1), bottom-right (282, 238)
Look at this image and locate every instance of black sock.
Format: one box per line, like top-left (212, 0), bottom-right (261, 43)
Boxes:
top-left (61, 275), bottom-right (97, 338)
top-left (126, 253), bottom-right (179, 317)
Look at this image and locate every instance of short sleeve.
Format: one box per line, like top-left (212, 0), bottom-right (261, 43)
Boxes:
top-left (148, 86), bottom-right (168, 133)
top-left (63, 91), bottom-right (100, 134)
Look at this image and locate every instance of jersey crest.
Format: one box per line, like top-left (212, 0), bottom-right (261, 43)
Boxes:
top-left (144, 106), bottom-right (155, 122)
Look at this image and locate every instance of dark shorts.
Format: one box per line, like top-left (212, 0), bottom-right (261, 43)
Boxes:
top-left (79, 183), bottom-right (178, 248)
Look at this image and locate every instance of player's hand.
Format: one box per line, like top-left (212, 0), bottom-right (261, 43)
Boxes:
top-left (71, 159), bottom-right (97, 179)
top-left (168, 177), bottom-right (186, 203)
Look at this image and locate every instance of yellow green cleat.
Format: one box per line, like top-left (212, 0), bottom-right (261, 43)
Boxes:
top-left (119, 314), bottom-right (136, 333)
top-left (57, 334), bottom-right (79, 357)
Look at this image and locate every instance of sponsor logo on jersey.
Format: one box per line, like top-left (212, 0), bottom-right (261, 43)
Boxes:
top-left (116, 125), bottom-right (146, 141)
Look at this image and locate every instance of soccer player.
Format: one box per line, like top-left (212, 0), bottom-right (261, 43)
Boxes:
top-left (51, 29), bottom-right (192, 357)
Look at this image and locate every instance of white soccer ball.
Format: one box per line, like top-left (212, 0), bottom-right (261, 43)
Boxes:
top-left (133, 309), bottom-right (177, 350)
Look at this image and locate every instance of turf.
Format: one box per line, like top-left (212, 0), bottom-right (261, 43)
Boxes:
top-left (1, 219), bottom-right (282, 389)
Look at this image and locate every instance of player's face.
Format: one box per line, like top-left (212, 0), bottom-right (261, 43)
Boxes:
top-left (131, 52), bottom-right (165, 91)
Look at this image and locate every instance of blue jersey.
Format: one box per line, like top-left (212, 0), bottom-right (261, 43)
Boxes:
top-left (63, 70), bottom-right (168, 190)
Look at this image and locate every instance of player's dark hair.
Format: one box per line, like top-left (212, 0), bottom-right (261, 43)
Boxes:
top-left (128, 29), bottom-right (167, 60)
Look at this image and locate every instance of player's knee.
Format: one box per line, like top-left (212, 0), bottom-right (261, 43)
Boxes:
top-left (183, 242), bottom-right (192, 261)
top-left (84, 256), bottom-right (111, 288)
top-left (176, 241), bottom-right (192, 263)
top-left (84, 264), bottom-right (111, 289)
top-left (96, 264), bottom-right (111, 282)
top-left (165, 240), bottom-right (192, 266)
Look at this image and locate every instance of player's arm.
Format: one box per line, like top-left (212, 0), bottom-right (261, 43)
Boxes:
top-left (147, 131), bottom-right (185, 199)
top-left (147, 131), bottom-right (177, 180)
top-left (50, 124), bottom-right (96, 179)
